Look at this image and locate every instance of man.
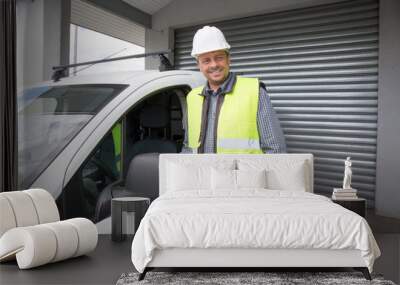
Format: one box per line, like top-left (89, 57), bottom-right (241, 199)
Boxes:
top-left (181, 26), bottom-right (286, 154)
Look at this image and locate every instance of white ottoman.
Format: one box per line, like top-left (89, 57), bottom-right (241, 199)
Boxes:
top-left (0, 189), bottom-right (98, 269)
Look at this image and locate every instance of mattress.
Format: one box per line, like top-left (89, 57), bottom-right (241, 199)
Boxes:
top-left (131, 190), bottom-right (380, 273)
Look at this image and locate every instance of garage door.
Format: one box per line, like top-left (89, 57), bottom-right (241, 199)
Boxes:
top-left (174, 0), bottom-right (379, 206)
top-left (71, 0), bottom-right (145, 46)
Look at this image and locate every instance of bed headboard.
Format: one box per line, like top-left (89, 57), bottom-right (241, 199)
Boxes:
top-left (159, 154), bottom-right (314, 195)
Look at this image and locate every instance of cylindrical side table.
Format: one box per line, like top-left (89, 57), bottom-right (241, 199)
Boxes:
top-left (111, 197), bottom-right (150, 242)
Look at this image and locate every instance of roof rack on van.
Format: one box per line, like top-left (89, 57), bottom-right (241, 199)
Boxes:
top-left (52, 50), bottom-right (174, 82)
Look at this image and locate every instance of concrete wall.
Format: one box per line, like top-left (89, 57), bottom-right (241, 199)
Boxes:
top-left (375, 0), bottom-right (400, 219)
top-left (148, 0), bottom-right (400, 218)
top-left (16, 0), bottom-right (66, 91)
top-left (42, 0), bottom-right (62, 81)
top-left (16, 0), bottom-right (44, 91)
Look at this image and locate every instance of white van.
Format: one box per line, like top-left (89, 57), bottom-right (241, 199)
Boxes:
top-left (18, 70), bottom-right (204, 224)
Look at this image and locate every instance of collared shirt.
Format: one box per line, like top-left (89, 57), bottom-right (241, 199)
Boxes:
top-left (181, 72), bottom-right (287, 153)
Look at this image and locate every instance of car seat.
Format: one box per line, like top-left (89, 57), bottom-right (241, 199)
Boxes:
top-left (127, 104), bottom-right (177, 162)
top-left (94, 153), bottom-right (160, 223)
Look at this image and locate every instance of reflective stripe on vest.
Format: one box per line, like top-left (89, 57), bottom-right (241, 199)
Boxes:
top-left (187, 76), bottom-right (263, 154)
top-left (217, 138), bottom-right (261, 151)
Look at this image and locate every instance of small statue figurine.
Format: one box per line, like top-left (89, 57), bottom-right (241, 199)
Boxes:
top-left (343, 157), bottom-right (352, 189)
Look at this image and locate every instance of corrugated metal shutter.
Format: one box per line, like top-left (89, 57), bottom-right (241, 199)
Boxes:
top-left (70, 0), bottom-right (145, 46)
top-left (174, 0), bottom-right (379, 206)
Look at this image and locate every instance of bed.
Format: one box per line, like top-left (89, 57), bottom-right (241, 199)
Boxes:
top-left (131, 154), bottom-right (380, 280)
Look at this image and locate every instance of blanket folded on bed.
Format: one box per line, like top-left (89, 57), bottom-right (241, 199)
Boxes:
top-left (131, 190), bottom-right (380, 273)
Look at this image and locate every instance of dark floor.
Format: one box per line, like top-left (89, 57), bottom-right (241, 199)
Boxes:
top-left (1, 210), bottom-right (399, 285)
top-left (0, 235), bottom-right (133, 285)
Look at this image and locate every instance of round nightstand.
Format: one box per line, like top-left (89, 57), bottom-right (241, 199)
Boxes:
top-left (111, 197), bottom-right (150, 242)
top-left (332, 198), bottom-right (366, 218)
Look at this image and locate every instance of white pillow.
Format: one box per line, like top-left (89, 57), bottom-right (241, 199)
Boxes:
top-left (211, 168), bottom-right (236, 190)
top-left (236, 169), bottom-right (268, 189)
top-left (167, 162), bottom-right (211, 191)
top-left (211, 168), bottom-right (268, 190)
top-left (238, 159), bottom-right (308, 192)
top-left (166, 159), bottom-right (236, 192)
top-left (266, 166), bottom-right (306, 191)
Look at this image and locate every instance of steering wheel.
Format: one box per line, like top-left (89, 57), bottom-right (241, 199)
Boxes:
top-left (90, 157), bottom-right (118, 182)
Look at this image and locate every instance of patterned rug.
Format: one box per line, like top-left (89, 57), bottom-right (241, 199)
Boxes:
top-left (116, 271), bottom-right (396, 285)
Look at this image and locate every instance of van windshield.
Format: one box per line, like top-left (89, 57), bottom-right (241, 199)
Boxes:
top-left (18, 84), bottom-right (127, 189)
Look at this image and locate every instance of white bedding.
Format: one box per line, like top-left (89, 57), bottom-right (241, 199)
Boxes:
top-left (131, 190), bottom-right (380, 273)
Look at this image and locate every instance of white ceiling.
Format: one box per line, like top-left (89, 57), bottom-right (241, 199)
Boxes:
top-left (122, 0), bottom-right (173, 15)
top-left (72, 0), bottom-right (145, 46)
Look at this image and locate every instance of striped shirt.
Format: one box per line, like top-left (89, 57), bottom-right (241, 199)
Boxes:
top-left (181, 72), bottom-right (287, 153)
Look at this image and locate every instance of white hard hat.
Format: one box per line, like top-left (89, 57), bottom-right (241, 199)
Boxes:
top-left (191, 26), bottom-right (231, 57)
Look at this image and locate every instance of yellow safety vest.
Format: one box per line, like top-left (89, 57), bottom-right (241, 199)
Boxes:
top-left (111, 122), bottom-right (121, 172)
top-left (187, 76), bottom-right (263, 154)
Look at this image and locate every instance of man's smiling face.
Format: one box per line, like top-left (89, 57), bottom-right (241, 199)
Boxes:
top-left (197, 50), bottom-right (230, 90)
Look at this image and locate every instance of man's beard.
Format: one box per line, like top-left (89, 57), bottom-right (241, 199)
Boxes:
top-left (207, 67), bottom-right (227, 84)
